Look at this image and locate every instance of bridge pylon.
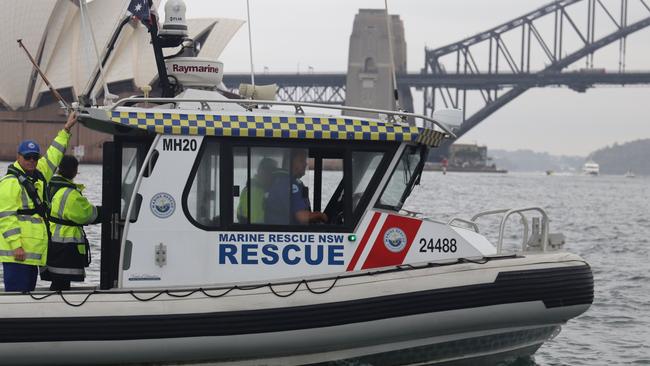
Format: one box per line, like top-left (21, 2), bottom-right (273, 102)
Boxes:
top-left (345, 9), bottom-right (413, 118)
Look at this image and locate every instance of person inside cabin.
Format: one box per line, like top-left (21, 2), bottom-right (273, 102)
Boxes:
top-left (0, 112), bottom-right (77, 292)
top-left (264, 149), bottom-right (328, 225)
top-left (40, 155), bottom-right (101, 291)
top-left (237, 158), bottom-right (278, 224)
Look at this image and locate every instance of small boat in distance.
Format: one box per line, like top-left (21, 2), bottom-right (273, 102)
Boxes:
top-left (583, 160), bottom-right (600, 176)
top-left (625, 170), bottom-right (636, 178)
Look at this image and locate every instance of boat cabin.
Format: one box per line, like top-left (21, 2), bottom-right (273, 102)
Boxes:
top-left (78, 95), bottom-right (498, 290)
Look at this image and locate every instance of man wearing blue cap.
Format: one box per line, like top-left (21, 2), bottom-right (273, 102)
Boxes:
top-left (0, 112), bottom-right (78, 292)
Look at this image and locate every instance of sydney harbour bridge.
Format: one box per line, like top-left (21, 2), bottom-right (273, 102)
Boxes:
top-left (224, 0), bottom-right (650, 153)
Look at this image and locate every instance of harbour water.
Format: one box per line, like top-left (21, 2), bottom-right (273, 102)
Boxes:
top-left (1, 163), bottom-right (648, 365)
top-left (408, 171), bottom-right (650, 366)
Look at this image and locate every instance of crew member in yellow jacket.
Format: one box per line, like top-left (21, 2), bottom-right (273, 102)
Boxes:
top-left (0, 112), bottom-right (78, 292)
top-left (41, 155), bottom-right (101, 291)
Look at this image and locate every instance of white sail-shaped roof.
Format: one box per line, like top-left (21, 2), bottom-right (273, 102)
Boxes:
top-left (34, 0), bottom-right (132, 102)
top-left (0, 0), bottom-right (59, 109)
top-left (194, 18), bottom-right (246, 65)
top-left (0, 0), bottom-right (243, 110)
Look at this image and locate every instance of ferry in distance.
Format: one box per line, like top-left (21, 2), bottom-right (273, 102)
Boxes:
top-left (0, 1), bottom-right (593, 365)
top-left (583, 160), bottom-right (600, 175)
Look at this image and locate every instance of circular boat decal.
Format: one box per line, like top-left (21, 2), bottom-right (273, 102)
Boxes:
top-left (150, 192), bottom-right (176, 218)
top-left (383, 227), bottom-right (407, 252)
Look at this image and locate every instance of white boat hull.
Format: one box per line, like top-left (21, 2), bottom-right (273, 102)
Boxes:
top-left (0, 252), bottom-right (592, 365)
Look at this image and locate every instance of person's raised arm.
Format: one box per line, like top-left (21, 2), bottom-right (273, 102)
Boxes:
top-left (37, 112), bottom-right (76, 182)
top-left (63, 111), bottom-right (77, 133)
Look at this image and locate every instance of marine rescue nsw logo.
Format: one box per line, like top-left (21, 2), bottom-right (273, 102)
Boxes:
top-left (383, 227), bottom-right (407, 253)
top-left (150, 192), bottom-right (176, 218)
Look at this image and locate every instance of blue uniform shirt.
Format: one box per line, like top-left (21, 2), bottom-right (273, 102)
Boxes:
top-left (265, 171), bottom-right (310, 225)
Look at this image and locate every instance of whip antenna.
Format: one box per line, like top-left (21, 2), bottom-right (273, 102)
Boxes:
top-left (17, 39), bottom-right (72, 112)
top-left (246, 0), bottom-right (255, 90)
top-left (79, 0), bottom-right (113, 105)
top-left (384, 0), bottom-right (400, 111)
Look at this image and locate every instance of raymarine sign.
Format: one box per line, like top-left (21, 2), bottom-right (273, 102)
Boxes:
top-left (165, 57), bottom-right (224, 87)
top-left (171, 64), bottom-right (220, 74)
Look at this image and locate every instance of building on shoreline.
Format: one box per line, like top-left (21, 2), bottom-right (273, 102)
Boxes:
top-left (426, 143), bottom-right (506, 173)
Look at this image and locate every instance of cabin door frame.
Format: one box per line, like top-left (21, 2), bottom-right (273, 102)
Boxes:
top-left (100, 135), bottom-right (153, 289)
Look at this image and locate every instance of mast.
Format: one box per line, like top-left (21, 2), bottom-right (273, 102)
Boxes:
top-left (147, 12), bottom-right (175, 98)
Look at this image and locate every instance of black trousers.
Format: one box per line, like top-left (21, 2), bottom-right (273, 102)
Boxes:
top-left (49, 278), bottom-right (71, 291)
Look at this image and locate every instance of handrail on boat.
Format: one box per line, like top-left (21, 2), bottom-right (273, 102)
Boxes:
top-left (470, 207), bottom-right (549, 253)
top-left (471, 208), bottom-right (528, 241)
top-left (109, 97), bottom-right (457, 138)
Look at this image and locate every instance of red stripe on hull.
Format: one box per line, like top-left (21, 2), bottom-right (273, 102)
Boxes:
top-left (346, 212), bottom-right (381, 271)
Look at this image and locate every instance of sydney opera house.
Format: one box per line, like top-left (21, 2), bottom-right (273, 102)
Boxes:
top-left (0, 0), bottom-right (242, 162)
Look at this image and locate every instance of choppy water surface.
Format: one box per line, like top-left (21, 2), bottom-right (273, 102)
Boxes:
top-left (407, 172), bottom-right (650, 365)
top-left (2, 164), bottom-right (648, 365)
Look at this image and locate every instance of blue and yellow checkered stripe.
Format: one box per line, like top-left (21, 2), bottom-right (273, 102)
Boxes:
top-left (110, 111), bottom-right (445, 146)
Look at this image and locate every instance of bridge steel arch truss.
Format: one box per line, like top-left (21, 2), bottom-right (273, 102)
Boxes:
top-left (423, 0), bottom-right (650, 141)
top-left (276, 85), bottom-right (346, 104)
top-left (223, 74), bottom-right (348, 105)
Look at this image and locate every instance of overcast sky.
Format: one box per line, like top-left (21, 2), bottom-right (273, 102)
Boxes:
top-left (178, 0), bottom-right (650, 156)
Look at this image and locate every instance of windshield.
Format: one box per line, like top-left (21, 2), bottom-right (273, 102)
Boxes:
top-left (351, 151), bottom-right (384, 211)
top-left (377, 145), bottom-right (425, 211)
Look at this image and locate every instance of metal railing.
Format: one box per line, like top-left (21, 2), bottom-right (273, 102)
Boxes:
top-left (447, 207), bottom-right (550, 253)
top-left (107, 97), bottom-right (457, 137)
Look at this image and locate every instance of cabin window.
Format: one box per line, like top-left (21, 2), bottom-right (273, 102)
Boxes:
top-left (233, 147), bottom-right (285, 224)
top-left (186, 141), bottom-right (221, 226)
top-left (314, 156), bottom-right (345, 225)
top-left (232, 146), bottom-right (331, 226)
top-left (316, 158), bottom-right (343, 210)
top-left (184, 138), bottom-right (395, 231)
top-left (351, 151), bottom-right (384, 212)
top-left (120, 147), bottom-right (139, 220)
top-left (120, 143), bottom-right (148, 222)
top-left (377, 145), bottom-right (424, 211)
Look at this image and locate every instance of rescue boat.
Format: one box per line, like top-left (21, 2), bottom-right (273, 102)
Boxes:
top-left (0, 1), bottom-right (593, 365)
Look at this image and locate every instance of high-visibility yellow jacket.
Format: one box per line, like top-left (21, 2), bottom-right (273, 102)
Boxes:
top-left (50, 175), bottom-right (98, 244)
top-left (237, 177), bottom-right (266, 224)
top-left (44, 175), bottom-right (98, 280)
top-left (49, 176), bottom-right (98, 245)
top-left (0, 130), bottom-right (70, 266)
